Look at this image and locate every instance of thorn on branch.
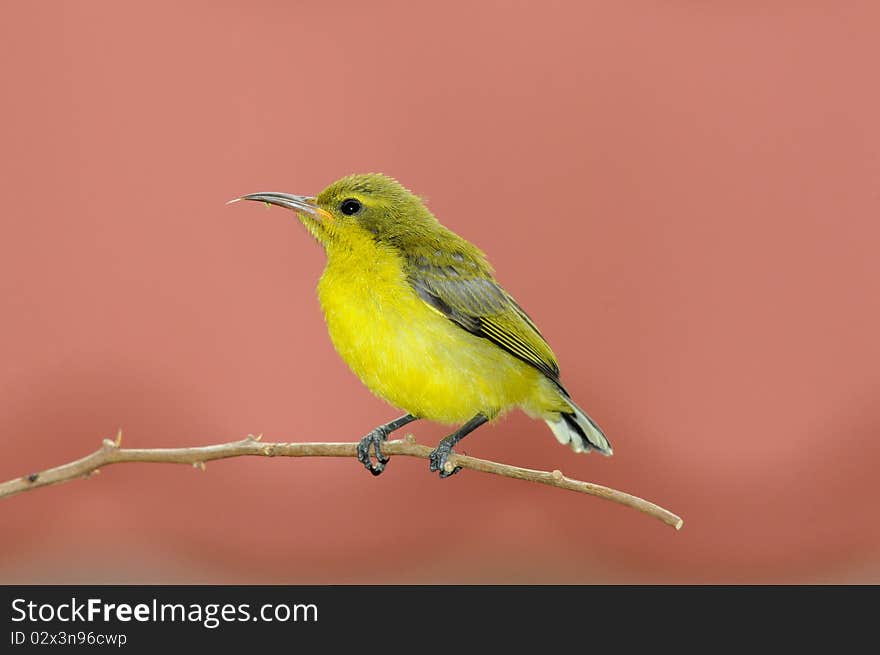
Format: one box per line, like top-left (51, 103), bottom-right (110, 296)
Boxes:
top-left (193, 462), bottom-right (206, 472)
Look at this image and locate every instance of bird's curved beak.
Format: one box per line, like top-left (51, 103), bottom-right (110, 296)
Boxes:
top-left (228, 191), bottom-right (333, 241)
top-left (227, 192), bottom-right (331, 220)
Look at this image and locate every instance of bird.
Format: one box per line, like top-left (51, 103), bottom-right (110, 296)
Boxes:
top-left (230, 173), bottom-right (612, 478)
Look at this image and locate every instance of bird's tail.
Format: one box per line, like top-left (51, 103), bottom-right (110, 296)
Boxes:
top-left (545, 396), bottom-right (613, 456)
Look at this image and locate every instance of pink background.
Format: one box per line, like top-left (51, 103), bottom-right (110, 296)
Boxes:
top-left (1, 2), bottom-right (878, 583)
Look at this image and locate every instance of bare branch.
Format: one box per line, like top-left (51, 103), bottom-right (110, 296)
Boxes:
top-left (0, 432), bottom-right (683, 530)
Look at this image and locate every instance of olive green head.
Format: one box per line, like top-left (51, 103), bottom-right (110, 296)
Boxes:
top-left (233, 173), bottom-right (441, 248)
top-left (231, 173), bottom-right (493, 274)
top-left (316, 173), bottom-right (434, 237)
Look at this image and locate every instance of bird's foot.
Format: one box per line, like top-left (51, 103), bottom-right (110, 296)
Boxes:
top-left (357, 427), bottom-right (390, 476)
top-left (429, 438), bottom-right (462, 478)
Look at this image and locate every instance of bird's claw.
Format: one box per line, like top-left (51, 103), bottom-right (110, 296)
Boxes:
top-left (357, 428), bottom-right (390, 476)
top-left (429, 439), bottom-right (462, 478)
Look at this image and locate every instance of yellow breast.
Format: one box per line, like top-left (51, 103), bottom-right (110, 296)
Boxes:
top-left (316, 233), bottom-right (542, 424)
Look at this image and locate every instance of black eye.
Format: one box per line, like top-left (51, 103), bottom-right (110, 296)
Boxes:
top-left (340, 198), bottom-right (362, 216)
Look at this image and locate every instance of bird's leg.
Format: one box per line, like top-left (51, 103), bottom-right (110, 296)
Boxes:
top-left (429, 413), bottom-right (489, 478)
top-left (357, 413), bottom-right (419, 476)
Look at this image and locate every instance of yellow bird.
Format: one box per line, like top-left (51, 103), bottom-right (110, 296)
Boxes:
top-left (232, 173), bottom-right (612, 477)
